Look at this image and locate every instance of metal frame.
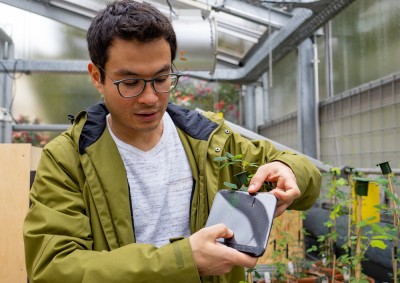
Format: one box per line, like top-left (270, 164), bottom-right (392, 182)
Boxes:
top-left (0, 28), bottom-right (14, 143)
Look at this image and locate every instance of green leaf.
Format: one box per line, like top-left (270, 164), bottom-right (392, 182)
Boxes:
top-left (213, 156), bottom-right (228, 162)
top-left (356, 216), bottom-right (376, 228)
top-left (337, 178), bottom-right (348, 187)
top-left (373, 235), bottom-right (393, 240)
top-left (306, 245), bottom-right (318, 253)
top-left (239, 185), bottom-right (248, 192)
top-left (331, 167), bottom-right (341, 176)
top-left (232, 153), bottom-right (242, 160)
top-left (370, 223), bottom-right (387, 235)
top-left (226, 152), bottom-right (234, 159)
top-left (223, 182), bottom-right (238, 190)
top-left (373, 177), bottom-right (388, 186)
top-left (324, 219), bottom-right (333, 228)
top-left (370, 239), bottom-right (387, 249)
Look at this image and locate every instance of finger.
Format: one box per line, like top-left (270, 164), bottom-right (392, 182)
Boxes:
top-left (250, 163), bottom-right (278, 193)
top-left (248, 164), bottom-right (281, 193)
top-left (270, 188), bottom-right (296, 206)
top-left (225, 247), bottom-right (258, 268)
top-left (276, 176), bottom-right (297, 191)
top-left (270, 189), bottom-right (297, 217)
top-left (274, 204), bottom-right (288, 217)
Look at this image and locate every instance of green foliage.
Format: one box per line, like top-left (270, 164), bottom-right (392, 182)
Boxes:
top-left (334, 170), bottom-right (400, 281)
top-left (214, 152), bottom-right (260, 191)
top-left (214, 153), bottom-right (259, 172)
top-left (274, 262), bottom-right (287, 281)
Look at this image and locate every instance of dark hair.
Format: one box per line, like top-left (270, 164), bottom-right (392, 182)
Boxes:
top-left (87, 0), bottom-right (177, 82)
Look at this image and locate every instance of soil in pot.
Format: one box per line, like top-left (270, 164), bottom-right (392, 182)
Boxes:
top-left (312, 260), bottom-right (341, 282)
top-left (287, 272), bottom-right (322, 283)
top-left (334, 274), bottom-right (375, 283)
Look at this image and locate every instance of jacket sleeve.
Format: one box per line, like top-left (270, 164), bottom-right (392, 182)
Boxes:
top-left (23, 138), bottom-right (200, 283)
top-left (225, 130), bottom-right (321, 211)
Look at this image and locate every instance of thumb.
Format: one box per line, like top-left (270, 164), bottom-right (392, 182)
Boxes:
top-left (207, 224), bottom-right (234, 239)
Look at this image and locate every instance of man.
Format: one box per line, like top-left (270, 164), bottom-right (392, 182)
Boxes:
top-left (23, 1), bottom-right (321, 282)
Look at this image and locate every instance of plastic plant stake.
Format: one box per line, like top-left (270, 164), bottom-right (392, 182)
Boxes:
top-left (264, 272), bottom-right (271, 283)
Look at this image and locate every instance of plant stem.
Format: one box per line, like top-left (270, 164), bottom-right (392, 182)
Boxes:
top-left (387, 175), bottom-right (399, 283)
top-left (247, 271), bottom-right (253, 283)
top-left (331, 254), bottom-right (336, 283)
top-left (347, 174), bottom-right (353, 278)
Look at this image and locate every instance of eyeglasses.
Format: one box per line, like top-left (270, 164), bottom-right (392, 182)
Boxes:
top-left (98, 66), bottom-right (181, 98)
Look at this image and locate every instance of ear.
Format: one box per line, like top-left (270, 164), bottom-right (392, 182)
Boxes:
top-left (88, 62), bottom-right (104, 94)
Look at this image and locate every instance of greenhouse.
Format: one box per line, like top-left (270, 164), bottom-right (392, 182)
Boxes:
top-left (0, 0), bottom-right (399, 282)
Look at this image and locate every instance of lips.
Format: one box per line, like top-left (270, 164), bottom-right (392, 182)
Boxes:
top-left (135, 109), bottom-right (160, 121)
top-left (136, 110), bottom-right (158, 116)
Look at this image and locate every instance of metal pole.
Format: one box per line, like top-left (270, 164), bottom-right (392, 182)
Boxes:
top-left (261, 72), bottom-right (270, 125)
top-left (244, 84), bottom-right (256, 132)
top-left (0, 28), bottom-right (14, 143)
top-left (297, 38), bottom-right (318, 158)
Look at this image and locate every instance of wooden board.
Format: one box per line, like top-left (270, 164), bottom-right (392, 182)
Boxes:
top-left (0, 144), bottom-right (42, 283)
top-left (258, 210), bottom-right (304, 265)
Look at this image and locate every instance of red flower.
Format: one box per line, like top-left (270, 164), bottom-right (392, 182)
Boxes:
top-left (215, 100), bottom-right (225, 111)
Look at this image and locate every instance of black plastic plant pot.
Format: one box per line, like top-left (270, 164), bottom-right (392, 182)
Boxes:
top-left (234, 171), bottom-right (248, 187)
top-left (377, 161), bottom-right (392, 175)
top-left (354, 177), bottom-right (369, 196)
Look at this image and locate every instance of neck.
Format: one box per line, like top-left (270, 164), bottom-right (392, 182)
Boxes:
top-left (108, 116), bottom-right (164, 151)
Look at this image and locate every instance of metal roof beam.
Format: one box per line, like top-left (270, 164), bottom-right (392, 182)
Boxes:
top-left (0, 59), bottom-right (89, 74)
top-left (214, 0), bottom-right (291, 28)
top-left (174, 0), bottom-right (292, 27)
top-left (0, 0), bottom-right (93, 30)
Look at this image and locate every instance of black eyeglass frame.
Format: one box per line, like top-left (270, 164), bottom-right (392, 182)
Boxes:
top-left (97, 65), bottom-right (182, 98)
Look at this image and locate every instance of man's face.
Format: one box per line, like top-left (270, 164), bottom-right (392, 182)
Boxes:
top-left (89, 38), bottom-right (172, 139)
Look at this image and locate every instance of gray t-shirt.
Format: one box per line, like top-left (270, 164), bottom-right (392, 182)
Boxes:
top-left (108, 113), bottom-right (193, 247)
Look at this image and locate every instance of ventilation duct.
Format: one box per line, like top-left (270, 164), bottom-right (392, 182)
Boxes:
top-left (173, 10), bottom-right (217, 73)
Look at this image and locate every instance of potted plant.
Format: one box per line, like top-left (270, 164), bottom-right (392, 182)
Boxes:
top-left (333, 173), bottom-right (391, 283)
top-left (307, 168), bottom-right (346, 282)
top-left (307, 166), bottom-right (392, 283)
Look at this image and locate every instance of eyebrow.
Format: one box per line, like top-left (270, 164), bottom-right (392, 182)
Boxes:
top-left (114, 64), bottom-right (172, 78)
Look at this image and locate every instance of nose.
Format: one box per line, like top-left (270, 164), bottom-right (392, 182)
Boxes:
top-left (137, 81), bottom-right (158, 105)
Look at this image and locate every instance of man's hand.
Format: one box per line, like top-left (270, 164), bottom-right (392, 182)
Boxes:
top-left (189, 224), bottom-right (258, 276)
top-left (247, 161), bottom-right (301, 217)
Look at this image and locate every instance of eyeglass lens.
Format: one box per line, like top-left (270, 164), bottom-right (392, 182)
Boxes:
top-left (117, 74), bottom-right (179, 97)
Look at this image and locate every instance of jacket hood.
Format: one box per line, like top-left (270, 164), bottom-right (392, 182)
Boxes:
top-left (78, 102), bottom-right (218, 154)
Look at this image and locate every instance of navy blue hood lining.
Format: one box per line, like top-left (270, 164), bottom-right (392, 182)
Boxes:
top-left (166, 103), bottom-right (218, 141)
top-left (79, 102), bottom-right (109, 154)
top-left (78, 102), bottom-right (218, 154)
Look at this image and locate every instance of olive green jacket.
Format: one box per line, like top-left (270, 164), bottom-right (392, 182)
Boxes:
top-left (24, 102), bottom-right (321, 283)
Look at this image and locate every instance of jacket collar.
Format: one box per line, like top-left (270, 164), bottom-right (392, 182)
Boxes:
top-left (78, 102), bottom-right (218, 154)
